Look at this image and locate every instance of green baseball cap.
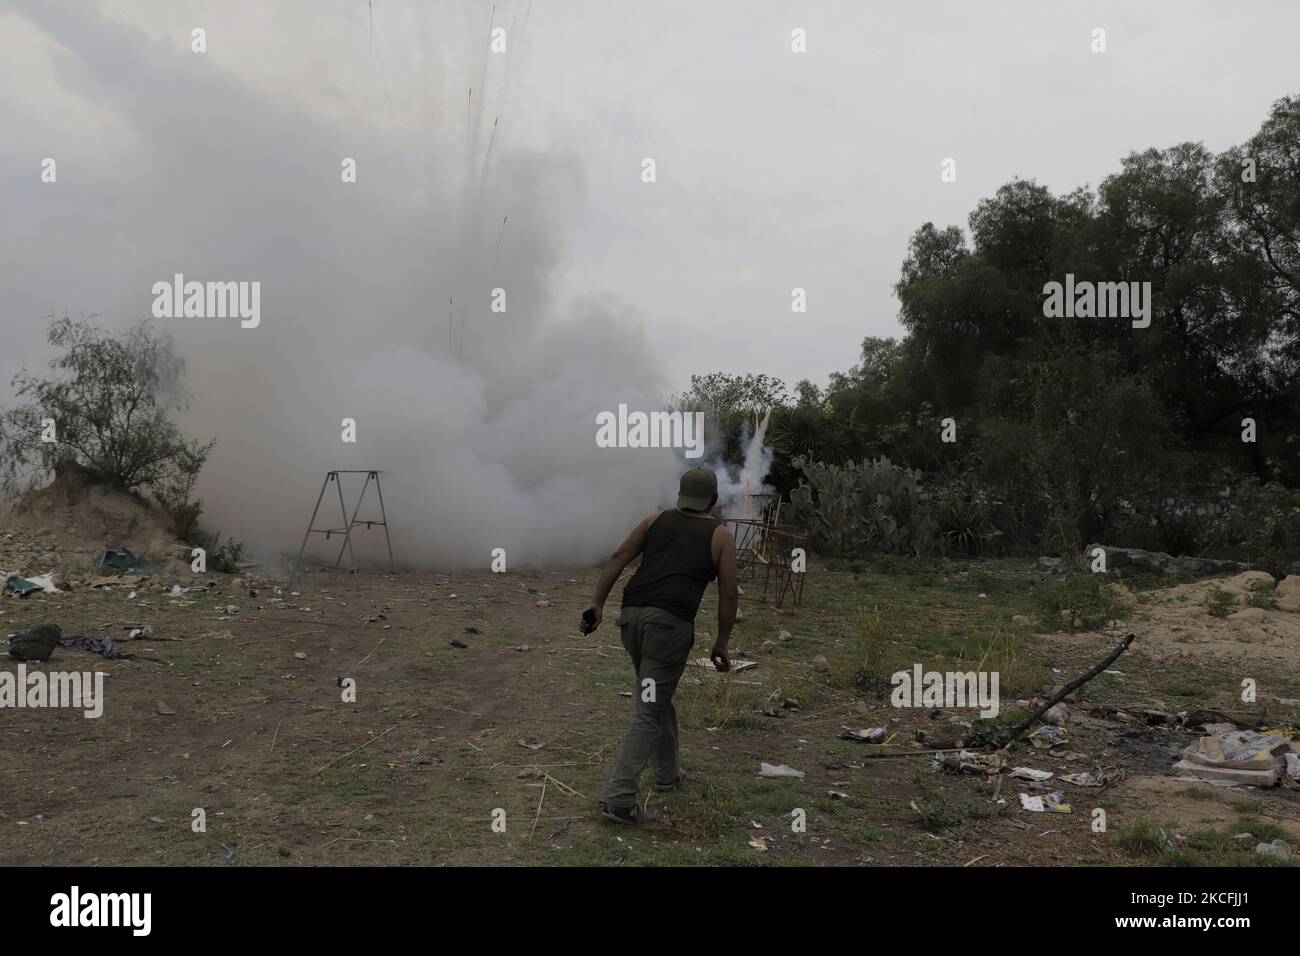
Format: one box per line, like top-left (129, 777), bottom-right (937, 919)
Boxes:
top-left (676, 467), bottom-right (718, 512)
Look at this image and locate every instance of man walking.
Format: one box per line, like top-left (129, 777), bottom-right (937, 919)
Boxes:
top-left (581, 467), bottom-right (738, 824)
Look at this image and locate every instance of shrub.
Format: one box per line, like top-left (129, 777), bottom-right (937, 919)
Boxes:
top-left (0, 316), bottom-right (215, 538)
top-left (787, 456), bottom-right (937, 558)
top-left (1034, 573), bottom-right (1131, 630)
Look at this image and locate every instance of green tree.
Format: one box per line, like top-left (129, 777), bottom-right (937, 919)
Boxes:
top-left (0, 316), bottom-right (215, 539)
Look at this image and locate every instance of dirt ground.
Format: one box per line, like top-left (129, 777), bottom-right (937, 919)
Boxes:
top-left (3, 540), bottom-right (1298, 866)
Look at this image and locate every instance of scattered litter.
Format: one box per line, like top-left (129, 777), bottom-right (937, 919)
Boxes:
top-left (550, 817), bottom-right (572, 838)
top-left (690, 657), bottom-right (757, 672)
top-left (518, 739), bottom-right (545, 750)
top-left (748, 836), bottom-right (768, 851)
top-left (294, 652), bottom-right (307, 660)
top-left (936, 750), bottom-right (1006, 775)
top-left (1028, 725), bottom-right (1068, 750)
top-left (4, 576), bottom-right (42, 598)
top-left (1019, 791), bottom-right (1072, 813)
top-left (1041, 703), bottom-right (1069, 726)
top-left (1060, 767), bottom-right (1122, 788)
top-left (826, 790), bottom-right (849, 800)
top-left (1009, 767), bottom-right (1054, 782)
top-left (759, 762), bottom-right (805, 779)
top-left (23, 573), bottom-right (62, 594)
top-left (95, 548), bottom-right (138, 571)
top-left (1285, 753), bottom-right (1300, 790)
top-left (842, 727), bottom-right (889, 743)
top-left (89, 575), bottom-right (144, 589)
top-left (449, 640), bottom-right (468, 649)
top-left (60, 636), bottom-right (128, 659)
top-left (1172, 728), bottom-right (1298, 788)
top-left (1255, 839), bottom-right (1291, 859)
top-left (516, 767), bottom-right (544, 780)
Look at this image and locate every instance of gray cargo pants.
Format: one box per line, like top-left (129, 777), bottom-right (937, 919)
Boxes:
top-left (599, 605), bottom-right (696, 810)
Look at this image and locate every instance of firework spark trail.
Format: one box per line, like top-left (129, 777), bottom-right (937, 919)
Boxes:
top-left (494, 215), bottom-right (508, 267)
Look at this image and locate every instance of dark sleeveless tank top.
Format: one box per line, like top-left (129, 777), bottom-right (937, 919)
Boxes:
top-left (621, 510), bottom-right (720, 622)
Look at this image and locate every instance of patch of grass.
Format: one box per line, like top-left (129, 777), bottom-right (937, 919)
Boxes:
top-left (870, 553), bottom-right (943, 585)
top-left (1159, 682), bottom-right (1214, 700)
top-left (1206, 588), bottom-right (1237, 618)
top-left (1247, 579), bottom-right (1281, 611)
top-left (1034, 573), bottom-right (1132, 631)
top-left (1176, 785), bottom-right (1216, 800)
top-left (1115, 818), bottom-right (1299, 867)
top-left (1114, 819), bottom-right (1176, 857)
top-left (1234, 817), bottom-right (1290, 843)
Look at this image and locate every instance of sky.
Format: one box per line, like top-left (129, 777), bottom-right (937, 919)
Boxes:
top-left (0, 0), bottom-right (1296, 567)
top-left (3, 0), bottom-right (1298, 397)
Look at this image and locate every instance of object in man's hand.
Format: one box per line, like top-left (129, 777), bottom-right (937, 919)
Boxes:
top-left (580, 607), bottom-right (597, 634)
top-left (712, 651), bottom-right (730, 672)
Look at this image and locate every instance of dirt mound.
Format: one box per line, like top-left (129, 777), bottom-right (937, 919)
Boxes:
top-left (0, 469), bottom-right (189, 578)
top-left (1117, 571), bottom-right (1300, 666)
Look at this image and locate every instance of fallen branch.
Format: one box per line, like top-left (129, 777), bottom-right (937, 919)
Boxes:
top-left (317, 723), bottom-right (398, 773)
top-left (1004, 632), bottom-right (1136, 745)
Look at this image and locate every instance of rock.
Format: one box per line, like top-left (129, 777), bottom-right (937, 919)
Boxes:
top-left (1042, 703), bottom-right (1070, 726)
top-left (812, 655), bottom-right (830, 673)
top-left (782, 698), bottom-right (800, 710)
top-left (535, 599), bottom-right (549, 608)
top-left (777, 630), bottom-right (792, 642)
top-left (1011, 614), bottom-right (1033, 626)
top-left (294, 651), bottom-right (307, 660)
top-left (759, 640), bottom-right (778, 654)
top-left (1106, 582), bottom-right (1138, 608)
top-left (7, 624), bottom-right (62, 661)
top-left (1275, 575), bottom-right (1300, 612)
top-left (1256, 839), bottom-right (1291, 859)
top-left (156, 701), bottom-right (176, 715)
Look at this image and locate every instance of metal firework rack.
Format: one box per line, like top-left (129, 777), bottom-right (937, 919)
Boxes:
top-left (290, 470), bottom-right (394, 582)
top-left (724, 496), bottom-right (811, 609)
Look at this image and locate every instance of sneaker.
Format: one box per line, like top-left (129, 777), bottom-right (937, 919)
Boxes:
top-left (599, 802), bottom-right (658, 825)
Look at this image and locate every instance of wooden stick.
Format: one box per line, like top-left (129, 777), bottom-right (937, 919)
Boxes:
top-left (357, 638), bottom-right (385, 665)
top-left (1005, 633), bottom-right (1135, 744)
top-left (529, 778), bottom-right (547, 841)
top-left (317, 723), bottom-right (398, 773)
top-left (269, 718), bottom-right (282, 754)
top-left (859, 747), bottom-right (968, 759)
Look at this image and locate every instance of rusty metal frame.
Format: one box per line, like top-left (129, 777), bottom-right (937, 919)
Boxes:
top-left (290, 470), bottom-right (394, 582)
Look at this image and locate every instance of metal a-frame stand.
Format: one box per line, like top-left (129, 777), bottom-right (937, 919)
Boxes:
top-left (290, 470), bottom-right (394, 582)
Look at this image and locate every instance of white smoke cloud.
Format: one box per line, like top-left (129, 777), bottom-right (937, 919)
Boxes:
top-left (0, 0), bottom-right (688, 570)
